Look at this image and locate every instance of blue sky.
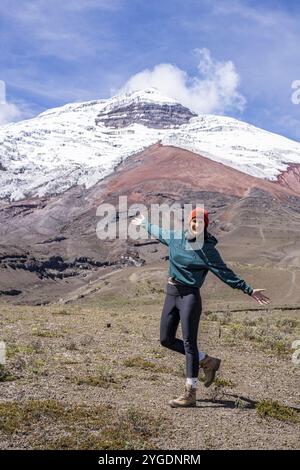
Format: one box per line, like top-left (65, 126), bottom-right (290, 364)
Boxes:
top-left (0, 0), bottom-right (300, 140)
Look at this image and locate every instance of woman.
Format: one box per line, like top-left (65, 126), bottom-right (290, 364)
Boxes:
top-left (132, 207), bottom-right (270, 408)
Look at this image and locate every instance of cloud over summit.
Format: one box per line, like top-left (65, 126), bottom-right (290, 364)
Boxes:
top-left (120, 48), bottom-right (246, 115)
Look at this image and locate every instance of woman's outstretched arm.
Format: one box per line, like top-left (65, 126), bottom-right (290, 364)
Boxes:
top-left (131, 213), bottom-right (172, 247)
top-left (200, 244), bottom-right (270, 305)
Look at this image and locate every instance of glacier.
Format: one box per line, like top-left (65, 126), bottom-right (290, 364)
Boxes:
top-left (0, 87), bottom-right (300, 201)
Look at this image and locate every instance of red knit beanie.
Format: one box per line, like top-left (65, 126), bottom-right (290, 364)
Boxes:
top-left (189, 207), bottom-right (209, 229)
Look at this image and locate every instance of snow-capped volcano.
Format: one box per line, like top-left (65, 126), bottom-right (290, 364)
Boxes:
top-left (1, 87), bottom-right (300, 201)
top-left (95, 88), bottom-right (196, 128)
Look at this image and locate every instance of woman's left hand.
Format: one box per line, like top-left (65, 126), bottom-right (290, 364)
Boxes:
top-left (251, 289), bottom-right (271, 305)
top-left (131, 213), bottom-right (145, 226)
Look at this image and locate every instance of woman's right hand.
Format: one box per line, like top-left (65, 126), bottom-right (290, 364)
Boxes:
top-left (131, 213), bottom-right (145, 226)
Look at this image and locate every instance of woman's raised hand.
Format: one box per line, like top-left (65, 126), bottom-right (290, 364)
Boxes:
top-left (251, 289), bottom-right (271, 305)
top-left (131, 213), bottom-right (145, 226)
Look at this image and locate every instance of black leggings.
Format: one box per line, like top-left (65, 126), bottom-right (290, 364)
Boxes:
top-left (160, 283), bottom-right (202, 378)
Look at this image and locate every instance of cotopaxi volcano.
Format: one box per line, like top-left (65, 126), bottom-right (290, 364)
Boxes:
top-left (1, 87), bottom-right (300, 201)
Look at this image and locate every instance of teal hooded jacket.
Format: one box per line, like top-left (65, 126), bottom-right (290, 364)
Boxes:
top-left (140, 219), bottom-right (254, 296)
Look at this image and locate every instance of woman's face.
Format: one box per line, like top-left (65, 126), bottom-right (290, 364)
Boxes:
top-left (189, 217), bottom-right (204, 236)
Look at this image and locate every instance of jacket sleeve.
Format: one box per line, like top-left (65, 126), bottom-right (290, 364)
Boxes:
top-left (140, 218), bottom-right (172, 246)
top-left (200, 245), bottom-right (254, 296)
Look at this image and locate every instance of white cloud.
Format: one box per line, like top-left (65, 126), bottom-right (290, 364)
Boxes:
top-left (119, 48), bottom-right (246, 115)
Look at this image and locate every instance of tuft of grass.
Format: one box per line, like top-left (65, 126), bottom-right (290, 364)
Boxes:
top-left (146, 374), bottom-right (159, 382)
top-left (65, 340), bottom-right (78, 351)
top-left (224, 322), bottom-right (293, 357)
top-left (204, 312), bottom-right (219, 322)
top-left (51, 309), bottom-right (72, 316)
top-left (124, 356), bottom-right (166, 373)
top-left (220, 312), bottom-right (233, 325)
top-left (276, 318), bottom-right (299, 332)
top-left (0, 399), bottom-right (166, 449)
top-left (0, 400), bottom-right (64, 434)
top-left (75, 364), bottom-right (120, 388)
top-left (7, 344), bottom-right (36, 358)
top-left (76, 372), bottom-right (119, 388)
top-left (30, 358), bottom-right (47, 376)
top-left (270, 340), bottom-right (291, 355)
top-left (174, 364), bottom-right (186, 378)
top-left (32, 329), bottom-right (63, 338)
top-left (150, 348), bottom-right (167, 359)
top-left (256, 400), bottom-right (299, 423)
top-left (0, 364), bottom-right (17, 382)
top-left (213, 376), bottom-right (235, 388)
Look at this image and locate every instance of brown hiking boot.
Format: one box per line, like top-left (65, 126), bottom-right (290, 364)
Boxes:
top-left (199, 355), bottom-right (221, 387)
top-left (169, 384), bottom-right (196, 408)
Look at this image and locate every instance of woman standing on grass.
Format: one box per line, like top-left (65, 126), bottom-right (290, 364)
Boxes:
top-left (132, 207), bottom-right (270, 408)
